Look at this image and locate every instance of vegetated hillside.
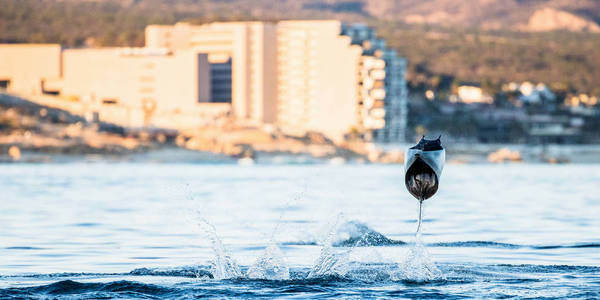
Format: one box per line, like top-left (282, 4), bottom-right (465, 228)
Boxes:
top-left (1, 0), bottom-right (599, 95)
top-left (364, 0), bottom-right (600, 31)
top-left (60, 0), bottom-right (600, 32)
top-left (0, 0), bottom-right (187, 46)
top-left (377, 22), bottom-right (600, 96)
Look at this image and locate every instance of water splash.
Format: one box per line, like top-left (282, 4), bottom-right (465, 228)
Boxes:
top-left (308, 245), bottom-right (351, 279)
top-left (393, 201), bottom-right (444, 282)
top-left (129, 267), bottom-right (212, 279)
top-left (245, 192), bottom-right (302, 280)
top-left (334, 221), bottom-right (405, 247)
top-left (416, 200), bottom-right (424, 239)
top-left (307, 214), bottom-right (351, 278)
top-left (394, 239), bottom-right (444, 282)
top-left (246, 244), bottom-right (290, 280)
top-left (193, 197), bottom-right (440, 282)
top-left (197, 217), bottom-right (242, 280)
top-left (198, 215), bottom-right (289, 280)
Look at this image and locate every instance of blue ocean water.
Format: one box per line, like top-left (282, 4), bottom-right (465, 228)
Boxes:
top-left (1, 163), bottom-right (599, 298)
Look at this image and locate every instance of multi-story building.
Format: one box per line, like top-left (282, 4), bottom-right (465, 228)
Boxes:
top-left (0, 45), bottom-right (221, 129)
top-left (275, 20), bottom-right (364, 141)
top-left (0, 44), bottom-right (62, 95)
top-left (1, 20), bottom-right (407, 142)
top-left (145, 22), bottom-right (278, 125)
top-left (341, 24), bottom-right (408, 143)
top-left (56, 48), bottom-right (210, 111)
top-left (146, 20), bottom-right (407, 142)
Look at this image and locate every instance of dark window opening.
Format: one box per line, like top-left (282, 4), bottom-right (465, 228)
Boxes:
top-left (43, 90), bottom-right (60, 96)
top-left (0, 80), bottom-right (10, 90)
top-left (210, 59), bottom-right (232, 103)
top-left (102, 99), bottom-right (118, 105)
top-left (41, 79), bottom-right (60, 95)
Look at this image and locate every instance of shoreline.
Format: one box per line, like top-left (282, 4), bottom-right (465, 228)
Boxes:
top-left (3, 92), bottom-right (600, 164)
top-left (3, 144), bottom-right (600, 164)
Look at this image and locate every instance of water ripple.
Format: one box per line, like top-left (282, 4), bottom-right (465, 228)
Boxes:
top-left (1, 263), bottom-right (598, 298)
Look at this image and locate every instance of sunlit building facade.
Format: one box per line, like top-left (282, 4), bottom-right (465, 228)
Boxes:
top-left (275, 20), bottom-right (363, 140)
top-left (56, 48), bottom-right (211, 111)
top-left (341, 24), bottom-right (408, 143)
top-left (1, 21), bottom-right (407, 142)
top-left (146, 22), bottom-right (278, 124)
top-left (147, 20), bottom-right (407, 142)
top-left (0, 44), bottom-right (62, 95)
top-left (0, 45), bottom-right (217, 129)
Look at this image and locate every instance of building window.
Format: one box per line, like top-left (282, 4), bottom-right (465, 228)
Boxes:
top-left (41, 79), bottom-right (60, 95)
top-left (43, 90), bottom-right (60, 96)
top-left (210, 59), bottom-right (232, 103)
top-left (140, 87), bottom-right (155, 93)
top-left (140, 76), bottom-right (155, 83)
top-left (102, 98), bottom-right (118, 105)
top-left (0, 80), bottom-right (10, 90)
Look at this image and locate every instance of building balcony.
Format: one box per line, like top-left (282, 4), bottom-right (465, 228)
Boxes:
top-left (370, 88), bottom-right (386, 99)
top-left (370, 108), bottom-right (386, 119)
top-left (369, 69), bottom-right (386, 80)
top-left (362, 78), bottom-right (374, 89)
top-left (362, 97), bottom-right (374, 109)
top-left (364, 117), bottom-right (385, 129)
top-left (361, 57), bottom-right (385, 69)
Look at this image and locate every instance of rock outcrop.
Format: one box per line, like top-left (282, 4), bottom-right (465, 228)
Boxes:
top-left (523, 8), bottom-right (600, 33)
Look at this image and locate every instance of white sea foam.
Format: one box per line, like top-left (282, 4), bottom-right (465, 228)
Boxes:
top-left (393, 239), bottom-right (445, 282)
top-left (247, 244), bottom-right (290, 280)
top-left (197, 218), bottom-right (243, 280)
top-left (308, 213), bottom-right (351, 278)
top-left (392, 201), bottom-right (444, 282)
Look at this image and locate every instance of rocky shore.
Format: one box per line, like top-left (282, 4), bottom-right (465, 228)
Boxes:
top-left (0, 94), bottom-right (158, 162)
top-left (3, 93), bottom-right (599, 164)
top-left (0, 93), bottom-right (402, 164)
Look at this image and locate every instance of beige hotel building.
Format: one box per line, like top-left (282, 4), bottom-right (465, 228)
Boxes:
top-left (0, 20), bottom-right (407, 142)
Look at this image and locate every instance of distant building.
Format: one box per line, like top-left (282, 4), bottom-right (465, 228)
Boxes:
top-left (503, 81), bottom-right (556, 104)
top-left (1, 20), bottom-right (408, 142)
top-left (0, 44), bottom-right (223, 129)
top-left (565, 93), bottom-right (598, 107)
top-left (146, 22), bottom-right (278, 124)
top-left (475, 106), bottom-right (528, 143)
top-left (58, 48), bottom-right (210, 109)
top-left (518, 82), bottom-right (556, 103)
top-left (527, 114), bottom-right (582, 144)
top-left (275, 21), bottom-right (366, 141)
top-left (147, 20), bottom-right (407, 142)
top-left (455, 85), bottom-right (493, 104)
top-left (0, 44), bottom-right (62, 95)
top-left (341, 23), bottom-right (408, 143)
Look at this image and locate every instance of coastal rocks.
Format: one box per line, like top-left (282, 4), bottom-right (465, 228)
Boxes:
top-left (0, 98), bottom-right (155, 160)
top-left (524, 8), bottom-right (600, 33)
top-left (8, 145), bottom-right (20, 161)
top-left (487, 148), bottom-right (522, 163)
top-left (177, 127), bottom-right (379, 162)
top-left (1, 93), bottom-right (407, 163)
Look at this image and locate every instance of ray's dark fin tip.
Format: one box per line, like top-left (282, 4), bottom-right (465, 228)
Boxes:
top-left (410, 135), bottom-right (443, 151)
